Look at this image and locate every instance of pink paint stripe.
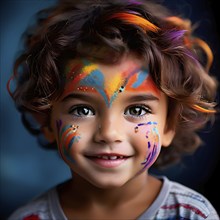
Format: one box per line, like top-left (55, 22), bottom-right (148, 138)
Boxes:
top-left (161, 203), bottom-right (207, 218)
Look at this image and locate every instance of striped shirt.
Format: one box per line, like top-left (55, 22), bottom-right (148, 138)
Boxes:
top-left (8, 176), bottom-right (219, 220)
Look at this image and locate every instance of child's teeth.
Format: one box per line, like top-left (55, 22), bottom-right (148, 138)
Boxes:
top-left (99, 156), bottom-right (119, 160)
top-left (96, 155), bottom-right (125, 160)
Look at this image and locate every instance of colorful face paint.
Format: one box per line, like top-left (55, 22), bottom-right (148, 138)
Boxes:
top-left (63, 59), bottom-right (160, 107)
top-left (63, 59), bottom-right (127, 106)
top-left (135, 121), bottom-right (160, 172)
top-left (56, 119), bottom-right (81, 164)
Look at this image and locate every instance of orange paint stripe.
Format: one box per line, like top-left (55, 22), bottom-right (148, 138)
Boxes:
top-left (64, 133), bottom-right (78, 150)
top-left (126, 75), bottom-right (160, 96)
top-left (61, 127), bottom-right (74, 144)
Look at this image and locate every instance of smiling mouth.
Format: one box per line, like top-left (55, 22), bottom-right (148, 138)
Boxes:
top-left (85, 154), bottom-right (131, 168)
top-left (89, 155), bottom-right (128, 160)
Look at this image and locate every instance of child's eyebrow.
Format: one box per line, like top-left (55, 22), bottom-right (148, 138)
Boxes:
top-left (61, 93), bottom-right (94, 102)
top-left (61, 93), bottom-right (160, 103)
top-left (126, 94), bottom-right (159, 102)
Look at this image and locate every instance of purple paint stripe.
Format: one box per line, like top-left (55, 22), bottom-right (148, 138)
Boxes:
top-left (141, 144), bottom-right (157, 168)
top-left (138, 121), bottom-right (157, 126)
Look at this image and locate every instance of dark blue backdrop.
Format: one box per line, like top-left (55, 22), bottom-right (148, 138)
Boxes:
top-left (1, 0), bottom-right (219, 219)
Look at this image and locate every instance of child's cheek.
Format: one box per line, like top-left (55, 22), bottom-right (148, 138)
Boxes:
top-left (134, 122), bottom-right (161, 171)
top-left (56, 119), bottom-right (81, 165)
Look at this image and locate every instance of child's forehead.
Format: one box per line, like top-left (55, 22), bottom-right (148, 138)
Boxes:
top-left (64, 55), bottom-right (145, 76)
top-left (61, 55), bottom-right (160, 101)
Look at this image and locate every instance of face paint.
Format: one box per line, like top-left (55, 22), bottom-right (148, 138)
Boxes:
top-left (134, 121), bottom-right (160, 172)
top-left (64, 59), bottom-right (130, 106)
top-left (56, 119), bottom-right (81, 164)
top-left (63, 59), bottom-right (160, 107)
top-left (64, 60), bottom-right (98, 96)
top-left (125, 69), bottom-right (159, 96)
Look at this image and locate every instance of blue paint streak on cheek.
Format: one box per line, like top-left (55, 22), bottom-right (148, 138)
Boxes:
top-left (153, 127), bottom-right (159, 137)
top-left (64, 135), bottom-right (81, 165)
top-left (64, 148), bottom-right (76, 164)
top-left (68, 136), bottom-right (81, 150)
top-left (79, 70), bottom-right (109, 106)
top-left (131, 69), bottom-right (149, 88)
top-left (148, 141), bottom-right (151, 149)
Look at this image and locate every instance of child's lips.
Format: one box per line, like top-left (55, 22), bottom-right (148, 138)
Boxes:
top-left (84, 153), bottom-right (132, 168)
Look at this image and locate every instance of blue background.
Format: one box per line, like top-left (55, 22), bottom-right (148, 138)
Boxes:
top-left (1, 0), bottom-right (219, 219)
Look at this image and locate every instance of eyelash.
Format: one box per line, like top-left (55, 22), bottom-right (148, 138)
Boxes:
top-left (124, 105), bottom-right (152, 119)
top-left (68, 105), bottom-right (95, 117)
top-left (68, 104), bottom-right (152, 119)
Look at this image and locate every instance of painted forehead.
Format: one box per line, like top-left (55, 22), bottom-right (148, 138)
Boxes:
top-left (62, 59), bottom-right (160, 106)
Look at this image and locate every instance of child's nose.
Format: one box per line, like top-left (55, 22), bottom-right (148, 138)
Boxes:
top-left (94, 115), bottom-right (124, 144)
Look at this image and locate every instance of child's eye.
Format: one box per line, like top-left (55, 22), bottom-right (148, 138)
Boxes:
top-left (69, 106), bottom-right (95, 117)
top-left (124, 105), bottom-right (151, 117)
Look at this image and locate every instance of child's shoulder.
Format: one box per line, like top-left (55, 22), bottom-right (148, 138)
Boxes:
top-left (154, 176), bottom-right (219, 219)
top-left (7, 186), bottom-right (62, 220)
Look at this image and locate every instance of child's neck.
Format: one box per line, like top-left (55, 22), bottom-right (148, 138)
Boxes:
top-left (58, 172), bottom-right (162, 219)
top-left (72, 172), bottom-right (149, 204)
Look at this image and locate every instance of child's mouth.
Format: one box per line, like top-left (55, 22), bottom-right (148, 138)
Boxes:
top-left (85, 154), bottom-right (131, 168)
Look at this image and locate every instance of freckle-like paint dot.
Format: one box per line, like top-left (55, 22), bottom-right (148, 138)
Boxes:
top-left (148, 141), bottom-right (151, 148)
top-left (135, 126), bottom-right (138, 133)
top-left (146, 131), bottom-right (149, 138)
top-left (119, 86), bottom-right (125, 93)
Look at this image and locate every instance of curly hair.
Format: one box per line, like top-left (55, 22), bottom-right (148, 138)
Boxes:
top-left (8, 0), bottom-right (218, 168)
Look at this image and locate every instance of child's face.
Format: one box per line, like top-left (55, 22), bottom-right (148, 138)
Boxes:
top-left (50, 54), bottom-right (174, 188)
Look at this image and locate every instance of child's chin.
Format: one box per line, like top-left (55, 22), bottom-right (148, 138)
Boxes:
top-left (89, 178), bottom-right (129, 189)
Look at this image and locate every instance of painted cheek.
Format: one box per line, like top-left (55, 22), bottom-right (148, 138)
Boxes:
top-left (134, 122), bottom-right (161, 171)
top-left (56, 119), bottom-right (81, 164)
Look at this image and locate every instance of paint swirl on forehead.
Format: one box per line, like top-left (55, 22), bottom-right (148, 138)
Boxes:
top-left (62, 59), bottom-right (159, 106)
top-left (124, 68), bottom-right (159, 96)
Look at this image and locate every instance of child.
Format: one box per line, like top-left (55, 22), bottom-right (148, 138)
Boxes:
top-left (7, 0), bottom-right (219, 219)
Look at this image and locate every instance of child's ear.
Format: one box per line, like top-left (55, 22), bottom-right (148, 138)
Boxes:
top-left (162, 126), bottom-right (175, 147)
top-left (41, 126), bottom-right (56, 143)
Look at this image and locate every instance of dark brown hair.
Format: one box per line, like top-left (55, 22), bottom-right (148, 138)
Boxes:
top-left (8, 0), bottom-right (218, 168)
